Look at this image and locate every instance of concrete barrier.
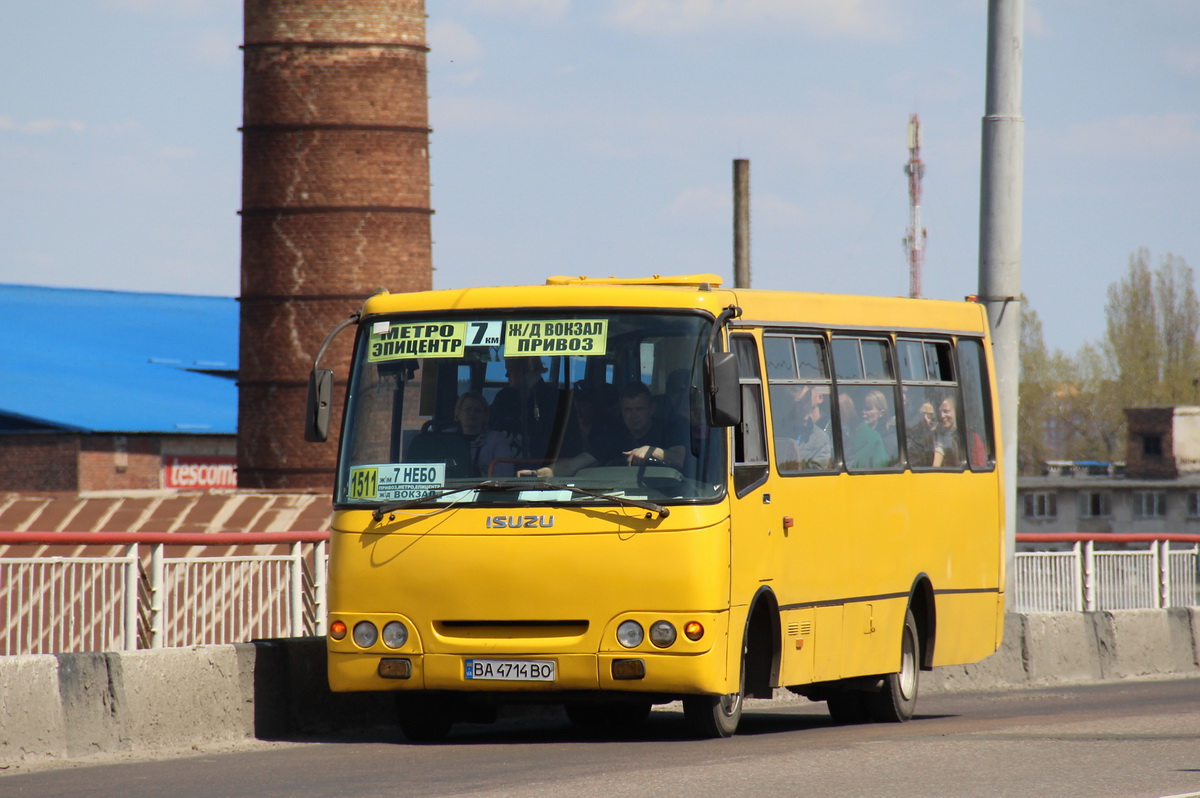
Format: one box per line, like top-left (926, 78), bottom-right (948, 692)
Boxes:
top-left (3, 609), bottom-right (1199, 770)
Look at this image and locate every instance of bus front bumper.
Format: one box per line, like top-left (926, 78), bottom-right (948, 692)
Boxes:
top-left (328, 650), bottom-right (729, 697)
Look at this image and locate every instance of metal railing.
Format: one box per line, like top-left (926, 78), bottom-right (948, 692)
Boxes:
top-left (0, 532), bottom-right (327, 656)
top-left (1013, 533), bottom-right (1200, 613)
top-left (4, 531), bottom-right (1200, 655)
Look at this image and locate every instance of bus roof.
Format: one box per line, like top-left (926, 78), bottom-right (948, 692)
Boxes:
top-left (360, 275), bottom-right (991, 337)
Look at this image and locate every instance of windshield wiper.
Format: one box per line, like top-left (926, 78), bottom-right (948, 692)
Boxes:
top-left (515, 480), bottom-right (670, 519)
top-left (371, 480), bottom-right (507, 522)
top-left (369, 478), bottom-right (669, 522)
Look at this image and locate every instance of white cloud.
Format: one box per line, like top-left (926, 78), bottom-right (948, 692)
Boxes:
top-left (158, 146), bottom-right (198, 159)
top-left (1024, 0), bottom-right (1050, 37)
top-left (100, 0), bottom-right (222, 17)
top-left (1047, 113), bottom-right (1200, 159)
top-left (185, 27), bottom-right (239, 69)
top-left (463, 0), bottom-right (570, 24)
top-left (1166, 47), bottom-right (1200, 78)
top-left (0, 116), bottom-right (86, 134)
top-left (430, 20), bottom-right (486, 63)
top-left (608, 0), bottom-right (902, 41)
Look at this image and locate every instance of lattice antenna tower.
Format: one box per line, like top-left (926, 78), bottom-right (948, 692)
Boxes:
top-left (903, 114), bottom-right (927, 299)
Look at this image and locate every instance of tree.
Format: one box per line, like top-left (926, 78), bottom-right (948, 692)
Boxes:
top-left (1018, 250), bottom-right (1196, 471)
top-left (1155, 253), bottom-right (1200, 403)
top-left (1103, 248), bottom-right (1199, 408)
top-left (1018, 300), bottom-right (1053, 473)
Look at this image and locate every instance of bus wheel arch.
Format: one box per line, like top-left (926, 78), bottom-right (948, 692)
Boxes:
top-left (743, 586), bottom-right (780, 699)
top-left (907, 573), bottom-right (936, 670)
top-left (682, 587), bottom-right (779, 738)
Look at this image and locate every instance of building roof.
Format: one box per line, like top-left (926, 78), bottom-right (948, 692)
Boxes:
top-left (0, 284), bottom-right (237, 434)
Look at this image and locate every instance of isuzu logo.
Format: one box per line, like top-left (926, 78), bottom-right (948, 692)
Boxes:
top-left (486, 515), bottom-right (556, 529)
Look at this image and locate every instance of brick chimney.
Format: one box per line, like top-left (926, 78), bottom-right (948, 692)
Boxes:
top-left (239, 0), bottom-right (433, 490)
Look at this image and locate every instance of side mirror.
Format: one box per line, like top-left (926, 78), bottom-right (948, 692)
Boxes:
top-left (304, 368), bottom-right (334, 442)
top-left (706, 352), bottom-right (740, 427)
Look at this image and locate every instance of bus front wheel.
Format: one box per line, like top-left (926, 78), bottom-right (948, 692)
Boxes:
top-left (867, 608), bottom-right (920, 723)
top-left (683, 690), bottom-right (742, 738)
top-left (683, 645), bottom-right (745, 738)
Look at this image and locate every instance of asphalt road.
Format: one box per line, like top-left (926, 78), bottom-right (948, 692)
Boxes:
top-left (5, 678), bottom-right (1200, 798)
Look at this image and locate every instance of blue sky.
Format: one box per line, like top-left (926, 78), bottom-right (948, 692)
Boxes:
top-left (1, 1), bottom-right (1197, 354)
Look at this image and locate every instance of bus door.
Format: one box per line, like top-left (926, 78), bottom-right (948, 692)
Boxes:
top-left (762, 332), bottom-right (846, 685)
top-left (727, 333), bottom-right (781, 625)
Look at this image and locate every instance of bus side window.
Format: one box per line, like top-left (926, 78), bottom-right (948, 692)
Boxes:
top-left (957, 338), bottom-right (995, 470)
top-left (731, 334), bottom-right (769, 496)
top-left (766, 333), bottom-right (834, 474)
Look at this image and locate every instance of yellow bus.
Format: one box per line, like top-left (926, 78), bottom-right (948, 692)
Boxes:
top-left (306, 273), bottom-right (1005, 740)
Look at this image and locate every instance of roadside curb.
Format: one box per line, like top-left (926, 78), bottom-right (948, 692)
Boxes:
top-left (3, 609), bottom-right (1198, 770)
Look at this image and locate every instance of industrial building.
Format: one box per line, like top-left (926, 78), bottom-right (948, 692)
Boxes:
top-left (0, 284), bottom-right (237, 492)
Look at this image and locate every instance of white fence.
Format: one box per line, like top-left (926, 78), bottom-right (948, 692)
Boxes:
top-left (4, 534), bottom-right (1200, 656)
top-left (1011, 540), bottom-right (1200, 613)
top-left (1, 536), bottom-right (326, 656)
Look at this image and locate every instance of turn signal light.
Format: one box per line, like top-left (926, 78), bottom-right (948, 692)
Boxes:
top-left (612, 659), bottom-right (646, 680)
top-left (330, 620), bottom-right (347, 640)
top-left (684, 621), bottom-right (704, 641)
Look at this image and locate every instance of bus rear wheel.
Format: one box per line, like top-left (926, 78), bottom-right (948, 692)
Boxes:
top-left (867, 608), bottom-right (920, 723)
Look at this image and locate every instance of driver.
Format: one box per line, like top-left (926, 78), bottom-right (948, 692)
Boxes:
top-left (518, 382), bottom-right (685, 478)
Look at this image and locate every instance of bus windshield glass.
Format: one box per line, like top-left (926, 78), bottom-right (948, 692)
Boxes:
top-left (336, 311), bottom-right (726, 508)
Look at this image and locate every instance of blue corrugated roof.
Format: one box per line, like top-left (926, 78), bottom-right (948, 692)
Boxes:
top-left (0, 284), bottom-right (238, 434)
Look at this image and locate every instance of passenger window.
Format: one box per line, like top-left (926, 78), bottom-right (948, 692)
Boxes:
top-left (795, 338), bottom-right (828, 379)
top-left (833, 337), bottom-right (901, 472)
top-left (764, 337), bottom-right (796, 380)
top-left (831, 338), bottom-right (863, 381)
top-left (732, 334), bottom-right (769, 495)
top-left (897, 340), bottom-right (926, 382)
top-left (898, 337), bottom-right (961, 470)
top-left (957, 339), bottom-right (995, 471)
top-left (861, 339), bottom-right (893, 380)
top-left (767, 334), bottom-right (834, 475)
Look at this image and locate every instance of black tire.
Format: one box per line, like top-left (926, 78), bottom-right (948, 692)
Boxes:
top-left (565, 701), bottom-right (652, 731)
top-left (396, 693), bottom-right (454, 742)
top-left (867, 608), bottom-right (920, 723)
top-left (826, 690), bottom-right (869, 724)
top-left (683, 690), bottom-right (743, 738)
top-left (683, 639), bottom-right (746, 738)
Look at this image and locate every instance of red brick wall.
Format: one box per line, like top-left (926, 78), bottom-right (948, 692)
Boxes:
top-left (0, 435), bottom-right (80, 491)
top-left (239, 0), bottom-right (433, 491)
top-left (1124, 407), bottom-right (1177, 479)
top-left (78, 436), bottom-right (162, 491)
top-left (0, 435), bottom-right (239, 492)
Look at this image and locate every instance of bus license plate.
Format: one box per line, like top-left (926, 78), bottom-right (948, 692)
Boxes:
top-left (463, 658), bottom-right (555, 682)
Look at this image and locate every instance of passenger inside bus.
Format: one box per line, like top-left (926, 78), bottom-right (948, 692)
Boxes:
top-left (905, 395), bottom-right (938, 467)
top-left (793, 384), bottom-right (832, 470)
top-left (518, 382), bottom-right (686, 478)
top-left (489, 357), bottom-right (558, 460)
top-left (451, 391), bottom-right (515, 477)
top-left (932, 394), bottom-right (962, 468)
top-left (839, 391), bottom-right (889, 470)
top-left (862, 389), bottom-right (899, 464)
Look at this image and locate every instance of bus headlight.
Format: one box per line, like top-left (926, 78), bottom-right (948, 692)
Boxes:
top-left (649, 620), bottom-right (677, 648)
top-left (353, 621), bottom-right (378, 648)
top-left (382, 621), bottom-right (408, 649)
top-left (617, 620), bottom-right (644, 648)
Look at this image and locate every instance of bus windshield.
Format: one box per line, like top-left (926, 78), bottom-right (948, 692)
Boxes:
top-left (336, 310), bottom-right (726, 508)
